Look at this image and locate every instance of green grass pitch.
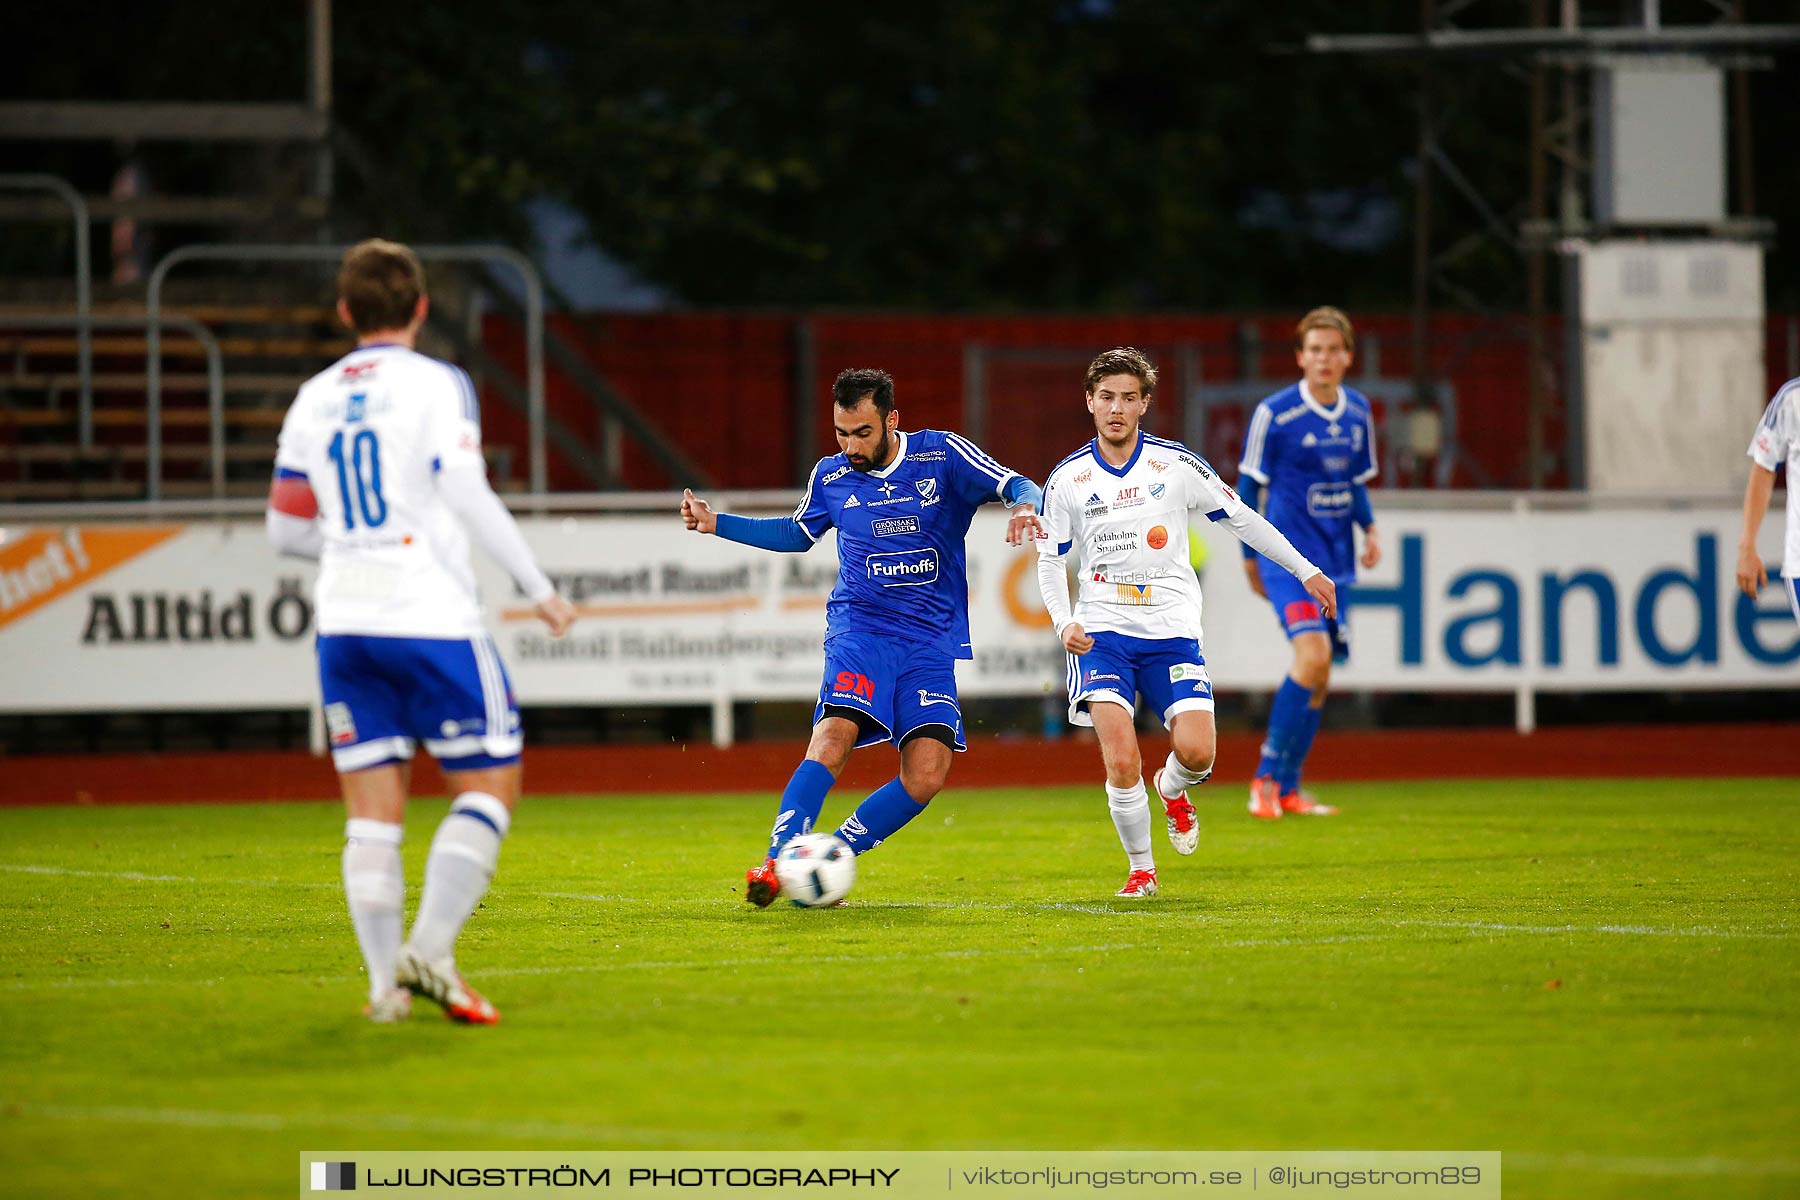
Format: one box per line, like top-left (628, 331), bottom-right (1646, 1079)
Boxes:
top-left (2, 780), bottom-right (1795, 1199)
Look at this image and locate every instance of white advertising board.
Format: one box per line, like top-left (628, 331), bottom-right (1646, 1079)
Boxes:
top-left (0, 501), bottom-right (1792, 715)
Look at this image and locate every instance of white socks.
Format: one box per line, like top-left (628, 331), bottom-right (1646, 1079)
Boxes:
top-left (408, 792), bottom-right (510, 963)
top-left (1105, 780), bottom-right (1154, 871)
top-left (1158, 750), bottom-right (1212, 797)
top-left (342, 819), bottom-right (405, 1004)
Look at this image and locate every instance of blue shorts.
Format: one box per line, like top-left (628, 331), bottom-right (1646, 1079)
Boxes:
top-left (317, 634), bottom-right (522, 773)
top-left (814, 630), bottom-right (966, 752)
top-left (1261, 566), bottom-right (1349, 663)
top-left (1065, 631), bottom-right (1215, 729)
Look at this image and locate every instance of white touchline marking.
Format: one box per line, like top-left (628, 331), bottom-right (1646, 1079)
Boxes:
top-left (18, 1103), bottom-right (717, 1147)
top-left (1506, 1151), bottom-right (1800, 1178)
top-left (5, 864), bottom-right (1791, 945)
top-left (0, 863), bottom-right (337, 890)
top-left (1397, 919), bottom-right (1793, 940)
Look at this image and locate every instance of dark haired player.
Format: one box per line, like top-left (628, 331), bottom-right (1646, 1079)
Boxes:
top-left (681, 368), bottom-right (1043, 905)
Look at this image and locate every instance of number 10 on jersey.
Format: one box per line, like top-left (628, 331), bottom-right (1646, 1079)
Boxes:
top-left (328, 425), bottom-right (388, 530)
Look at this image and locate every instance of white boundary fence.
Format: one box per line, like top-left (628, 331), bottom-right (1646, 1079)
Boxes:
top-left (0, 491), bottom-right (1793, 745)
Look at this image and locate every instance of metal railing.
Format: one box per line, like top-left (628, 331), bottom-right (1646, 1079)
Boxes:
top-left (0, 313), bottom-right (224, 498)
top-left (0, 173), bottom-right (93, 447)
top-left (146, 243), bottom-right (547, 500)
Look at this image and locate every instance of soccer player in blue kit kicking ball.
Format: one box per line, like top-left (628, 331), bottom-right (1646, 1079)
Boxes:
top-left (680, 368), bottom-right (1045, 905)
top-left (1238, 307), bottom-right (1381, 819)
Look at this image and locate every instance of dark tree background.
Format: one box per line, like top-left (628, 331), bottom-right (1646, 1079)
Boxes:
top-left (7, 1), bottom-right (1797, 310)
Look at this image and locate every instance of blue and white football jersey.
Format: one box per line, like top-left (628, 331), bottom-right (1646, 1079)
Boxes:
top-left (1749, 376), bottom-right (1800, 578)
top-left (794, 430), bottom-right (1022, 659)
top-left (1238, 381), bottom-right (1378, 582)
top-left (276, 343), bottom-right (489, 638)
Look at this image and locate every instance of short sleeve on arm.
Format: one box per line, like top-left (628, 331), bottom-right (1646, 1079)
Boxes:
top-left (430, 365), bottom-right (487, 476)
top-left (1238, 403), bottom-right (1274, 485)
top-left (944, 432), bottom-right (1017, 504)
top-left (1749, 385), bottom-right (1796, 471)
top-left (274, 399), bottom-right (311, 478)
top-left (793, 459), bottom-right (835, 541)
top-left (1036, 473), bottom-right (1076, 558)
top-left (1181, 449), bottom-right (1244, 523)
top-left (1355, 408), bottom-right (1380, 483)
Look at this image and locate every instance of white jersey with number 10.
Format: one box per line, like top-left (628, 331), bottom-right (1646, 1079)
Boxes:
top-left (275, 344), bottom-right (490, 638)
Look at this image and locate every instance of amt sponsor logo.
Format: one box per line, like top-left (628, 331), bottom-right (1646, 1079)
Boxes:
top-left (867, 549), bottom-right (940, 587)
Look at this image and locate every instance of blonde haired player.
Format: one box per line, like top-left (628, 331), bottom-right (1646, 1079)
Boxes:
top-left (267, 239), bottom-right (575, 1023)
top-left (1035, 348), bottom-right (1333, 896)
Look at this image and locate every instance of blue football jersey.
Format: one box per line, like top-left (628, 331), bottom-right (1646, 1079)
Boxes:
top-left (794, 429), bottom-right (1022, 659)
top-left (1238, 383), bottom-right (1378, 581)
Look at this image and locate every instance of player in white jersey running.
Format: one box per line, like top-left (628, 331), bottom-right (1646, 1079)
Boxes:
top-left (1035, 348), bottom-right (1334, 897)
top-left (1737, 375), bottom-right (1800, 627)
top-left (267, 240), bottom-right (576, 1024)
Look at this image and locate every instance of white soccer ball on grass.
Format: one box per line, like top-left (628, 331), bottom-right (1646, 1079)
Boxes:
top-left (774, 833), bottom-right (857, 907)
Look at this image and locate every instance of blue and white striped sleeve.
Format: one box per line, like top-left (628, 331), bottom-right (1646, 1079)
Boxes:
top-left (792, 458), bottom-right (835, 541)
top-left (1239, 402), bottom-right (1274, 485)
top-left (944, 431), bottom-right (1019, 503)
top-left (431, 363), bottom-right (485, 476)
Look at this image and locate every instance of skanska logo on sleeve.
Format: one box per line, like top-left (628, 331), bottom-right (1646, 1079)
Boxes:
top-left (866, 549), bottom-right (940, 587)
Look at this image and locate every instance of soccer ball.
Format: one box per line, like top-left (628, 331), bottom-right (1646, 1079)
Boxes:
top-left (774, 833), bottom-right (857, 907)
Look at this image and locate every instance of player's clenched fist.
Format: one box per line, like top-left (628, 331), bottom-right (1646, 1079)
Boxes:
top-left (1061, 621), bottom-right (1096, 655)
top-left (681, 487), bottom-right (717, 535)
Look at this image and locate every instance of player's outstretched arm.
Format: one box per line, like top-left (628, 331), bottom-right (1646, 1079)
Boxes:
top-left (1219, 506), bottom-right (1325, 609)
top-left (686, 488), bottom-right (819, 552)
top-left (437, 462), bottom-right (573, 637)
top-left (1736, 464), bottom-right (1776, 597)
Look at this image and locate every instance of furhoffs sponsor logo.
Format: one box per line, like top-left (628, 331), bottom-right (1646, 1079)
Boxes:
top-left (866, 549), bottom-right (940, 587)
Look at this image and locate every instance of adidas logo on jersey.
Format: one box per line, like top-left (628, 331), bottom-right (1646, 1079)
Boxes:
top-left (1086, 493), bottom-right (1102, 504)
top-left (842, 494), bottom-right (861, 507)
top-left (1302, 432), bottom-right (1318, 446)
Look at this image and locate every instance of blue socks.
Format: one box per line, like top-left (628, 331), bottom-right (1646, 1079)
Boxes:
top-left (767, 759), bottom-right (836, 860)
top-left (1257, 676), bottom-right (1314, 781)
top-left (835, 777), bottom-right (927, 855)
top-left (1279, 703), bottom-right (1323, 795)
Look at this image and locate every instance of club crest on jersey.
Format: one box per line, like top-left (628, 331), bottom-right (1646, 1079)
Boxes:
top-left (1149, 483), bottom-right (1165, 499)
top-left (914, 478), bottom-right (938, 501)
